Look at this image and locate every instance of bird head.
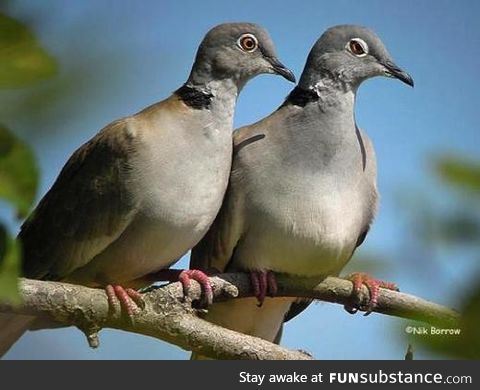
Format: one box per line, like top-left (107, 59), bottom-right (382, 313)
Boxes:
top-left (189, 23), bottom-right (295, 87)
top-left (299, 25), bottom-right (413, 90)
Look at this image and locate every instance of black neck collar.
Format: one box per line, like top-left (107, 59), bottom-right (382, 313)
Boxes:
top-left (282, 86), bottom-right (320, 108)
top-left (175, 84), bottom-right (214, 110)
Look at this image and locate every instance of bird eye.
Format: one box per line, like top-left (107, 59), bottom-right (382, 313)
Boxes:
top-left (238, 34), bottom-right (258, 52)
top-left (348, 38), bottom-right (368, 57)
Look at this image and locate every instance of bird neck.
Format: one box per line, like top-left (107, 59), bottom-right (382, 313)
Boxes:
top-left (284, 82), bottom-right (356, 121)
top-left (176, 77), bottom-right (240, 112)
top-left (293, 69), bottom-right (357, 112)
top-left (282, 73), bottom-right (358, 142)
top-left (187, 60), bottom-right (246, 97)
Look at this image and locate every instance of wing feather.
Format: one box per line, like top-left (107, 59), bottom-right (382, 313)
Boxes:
top-left (19, 119), bottom-right (140, 280)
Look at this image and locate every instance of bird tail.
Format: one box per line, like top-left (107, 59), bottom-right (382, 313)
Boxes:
top-left (0, 313), bottom-right (34, 358)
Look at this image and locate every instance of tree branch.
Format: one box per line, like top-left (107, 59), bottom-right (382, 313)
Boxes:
top-left (174, 273), bottom-right (459, 327)
top-left (0, 274), bottom-right (459, 359)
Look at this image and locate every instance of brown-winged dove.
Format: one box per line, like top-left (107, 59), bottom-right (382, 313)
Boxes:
top-left (0, 22), bottom-right (294, 357)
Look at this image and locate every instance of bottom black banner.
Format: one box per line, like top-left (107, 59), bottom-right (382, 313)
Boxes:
top-left (0, 361), bottom-right (477, 389)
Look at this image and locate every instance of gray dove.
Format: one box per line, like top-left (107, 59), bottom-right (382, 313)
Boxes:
top-left (0, 22), bottom-right (294, 357)
top-left (190, 25), bottom-right (413, 356)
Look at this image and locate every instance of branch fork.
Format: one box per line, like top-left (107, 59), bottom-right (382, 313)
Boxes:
top-left (0, 274), bottom-right (460, 360)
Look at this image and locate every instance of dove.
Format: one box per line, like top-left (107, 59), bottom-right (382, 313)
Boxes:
top-left (190, 25), bottom-right (412, 357)
top-left (0, 22), bottom-right (294, 357)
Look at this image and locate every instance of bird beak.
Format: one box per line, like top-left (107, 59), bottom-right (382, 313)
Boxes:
top-left (267, 57), bottom-right (296, 83)
top-left (382, 60), bottom-right (414, 87)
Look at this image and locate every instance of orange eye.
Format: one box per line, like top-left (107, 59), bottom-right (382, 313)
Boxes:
top-left (348, 39), bottom-right (368, 57)
top-left (238, 34), bottom-right (258, 52)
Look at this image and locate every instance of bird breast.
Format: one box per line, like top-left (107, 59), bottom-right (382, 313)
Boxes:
top-left (130, 112), bottom-right (233, 239)
top-left (236, 172), bottom-right (373, 277)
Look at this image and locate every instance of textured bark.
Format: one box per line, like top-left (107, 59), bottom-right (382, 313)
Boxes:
top-left (0, 274), bottom-right (459, 359)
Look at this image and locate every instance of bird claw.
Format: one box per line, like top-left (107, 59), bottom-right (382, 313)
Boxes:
top-left (105, 285), bottom-right (144, 318)
top-left (178, 269), bottom-right (213, 307)
top-left (149, 268), bottom-right (213, 307)
top-left (343, 272), bottom-right (399, 315)
top-left (250, 270), bottom-right (278, 307)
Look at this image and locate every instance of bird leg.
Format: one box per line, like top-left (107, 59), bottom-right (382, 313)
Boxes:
top-left (250, 270), bottom-right (278, 307)
top-left (343, 272), bottom-right (399, 316)
top-left (152, 269), bottom-right (213, 306)
top-left (105, 285), bottom-right (144, 318)
top-left (178, 269), bottom-right (213, 306)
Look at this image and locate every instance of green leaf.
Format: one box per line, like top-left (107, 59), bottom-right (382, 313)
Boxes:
top-left (0, 124), bottom-right (38, 218)
top-left (0, 224), bottom-right (21, 304)
top-left (435, 157), bottom-right (480, 196)
top-left (0, 12), bottom-right (57, 88)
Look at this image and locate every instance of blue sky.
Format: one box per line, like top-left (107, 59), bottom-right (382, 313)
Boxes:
top-left (1, 0), bottom-right (479, 359)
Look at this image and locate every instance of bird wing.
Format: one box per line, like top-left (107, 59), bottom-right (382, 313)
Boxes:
top-left (189, 126), bottom-right (262, 273)
top-left (189, 182), bottom-right (243, 273)
top-left (19, 118), bottom-right (141, 280)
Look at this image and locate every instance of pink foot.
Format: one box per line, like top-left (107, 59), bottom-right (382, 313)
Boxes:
top-left (250, 270), bottom-right (278, 307)
top-left (344, 272), bottom-right (399, 316)
top-left (153, 269), bottom-right (213, 306)
top-left (105, 285), bottom-right (144, 317)
top-left (178, 269), bottom-right (213, 306)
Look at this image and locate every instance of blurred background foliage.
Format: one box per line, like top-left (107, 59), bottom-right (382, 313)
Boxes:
top-left (0, 9), bottom-right (55, 303)
top-left (399, 156), bottom-right (480, 359)
top-left (0, 12), bottom-right (56, 87)
top-left (0, 0), bottom-right (478, 359)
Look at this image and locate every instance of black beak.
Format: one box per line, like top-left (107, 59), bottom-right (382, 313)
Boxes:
top-left (267, 57), bottom-right (296, 83)
top-left (382, 61), bottom-right (414, 87)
